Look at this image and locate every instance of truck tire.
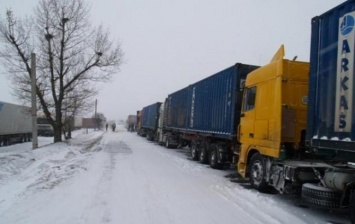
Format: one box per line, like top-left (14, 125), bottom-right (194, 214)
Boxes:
top-left (249, 153), bottom-right (269, 192)
top-left (1, 137), bottom-right (9, 146)
top-left (209, 144), bottom-right (222, 169)
top-left (190, 141), bottom-right (199, 161)
top-left (146, 133), bottom-right (153, 141)
top-left (199, 143), bottom-right (209, 164)
top-left (27, 134), bottom-right (31, 142)
top-left (166, 139), bottom-right (171, 149)
top-left (20, 135), bottom-right (25, 143)
top-left (301, 183), bottom-right (342, 208)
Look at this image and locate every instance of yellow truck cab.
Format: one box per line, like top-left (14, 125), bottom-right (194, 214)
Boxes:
top-left (238, 45), bottom-right (310, 191)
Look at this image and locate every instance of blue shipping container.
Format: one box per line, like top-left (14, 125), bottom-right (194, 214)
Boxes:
top-left (166, 87), bottom-right (190, 131)
top-left (166, 63), bottom-right (258, 139)
top-left (308, 0), bottom-right (355, 154)
top-left (142, 102), bottom-right (162, 130)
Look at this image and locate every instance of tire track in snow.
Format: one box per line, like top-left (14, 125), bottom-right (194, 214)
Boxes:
top-left (124, 137), bottom-right (309, 224)
top-left (209, 183), bottom-right (298, 224)
top-left (81, 140), bottom-right (132, 223)
top-left (155, 149), bottom-right (308, 223)
top-left (152, 146), bottom-right (284, 223)
top-left (146, 146), bottom-right (205, 176)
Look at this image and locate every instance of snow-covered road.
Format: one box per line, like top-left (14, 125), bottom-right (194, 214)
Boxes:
top-left (0, 128), bottom-right (350, 224)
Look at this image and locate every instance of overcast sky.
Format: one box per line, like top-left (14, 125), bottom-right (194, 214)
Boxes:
top-left (0, 0), bottom-right (346, 121)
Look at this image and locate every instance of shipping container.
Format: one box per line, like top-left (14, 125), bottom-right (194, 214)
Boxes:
top-left (0, 101), bottom-right (32, 146)
top-left (142, 102), bottom-right (162, 129)
top-left (185, 64), bottom-right (257, 139)
top-left (141, 102), bottom-right (162, 140)
top-left (74, 118), bottom-right (83, 129)
top-left (159, 63), bottom-right (258, 164)
top-left (166, 86), bottom-right (190, 131)
top-left (307, 0), bottom-right (355, 160)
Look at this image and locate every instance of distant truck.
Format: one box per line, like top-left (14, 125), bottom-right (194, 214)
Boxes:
top-left (126, 115), bottom-right (137, 132)
top-left (74, 118), bottom-right (83, 130)
top-left (37, 124), bottom-right (54, 136)
top-left (0, 101), bottom-right (32, 146)
top-left (138, 102), bottom-right (162, 141)
top-left (37, 117), bottom-right (54, 136)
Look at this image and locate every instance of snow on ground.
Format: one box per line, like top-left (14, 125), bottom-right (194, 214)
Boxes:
top-left (0, 126), bottom-right (350, 224)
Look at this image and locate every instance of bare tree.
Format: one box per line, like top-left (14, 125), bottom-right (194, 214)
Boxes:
top-left (0, 0), bottom-right (123, 142)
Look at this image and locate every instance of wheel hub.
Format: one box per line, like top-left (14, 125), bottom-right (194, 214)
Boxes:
top-left (251, 161), bottom-right (263, 184)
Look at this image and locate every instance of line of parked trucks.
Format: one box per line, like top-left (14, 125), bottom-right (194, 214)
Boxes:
top-left (134, 1), bottom-right (355, 222)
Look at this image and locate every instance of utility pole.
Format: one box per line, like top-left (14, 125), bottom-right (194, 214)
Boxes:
top-left (31, 53), bottom-right (38, 149)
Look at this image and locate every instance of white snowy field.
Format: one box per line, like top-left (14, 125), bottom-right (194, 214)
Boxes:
top-left (0, 126), bottom-right (350, 224)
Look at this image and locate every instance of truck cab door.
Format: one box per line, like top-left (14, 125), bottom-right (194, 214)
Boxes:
top-left (239, 87), bottom-right (256, 141)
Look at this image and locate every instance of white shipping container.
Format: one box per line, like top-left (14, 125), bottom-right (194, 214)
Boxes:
top-left (74, 118), bottom-right (83, 129)
top-left (0, 101), bottom-right (32, 135)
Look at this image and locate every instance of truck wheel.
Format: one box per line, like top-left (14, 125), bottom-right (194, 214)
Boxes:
top-left (191, 141), bottom-right (199, 161)
top-left (199, 143), bottom-right (209, 164)
top-left (209, 144), bottom-right (221, 169)
top-left (2, 137), bottom-right (8, 146)
top-left (249, 153), bottom-right (269, 192)
top-left (20, 135), bottom-right (25, 143)
top-left (166, 139), bottom-right (171, 149)
top-left (302, 183), bottom-right (341, 208)
top-left (146, 133), bottom-right (153, 141)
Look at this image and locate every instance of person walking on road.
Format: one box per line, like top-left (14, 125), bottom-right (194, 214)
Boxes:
top-left (112, 123), bottom-right (116, 132)
top-left (106, 123), bottom-right (108, 131)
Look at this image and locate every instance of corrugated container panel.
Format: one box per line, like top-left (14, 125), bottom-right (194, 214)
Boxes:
top-left (0, 101), bottom-right (32, 135)
top-left (142, 102), bottom-right (162, 130)
top-left (307, 0), bottom-right (355, 152)
top-left (186, 63), bottom-right (258, 139)
top-left (166, 87), bottom-right (190, 130)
